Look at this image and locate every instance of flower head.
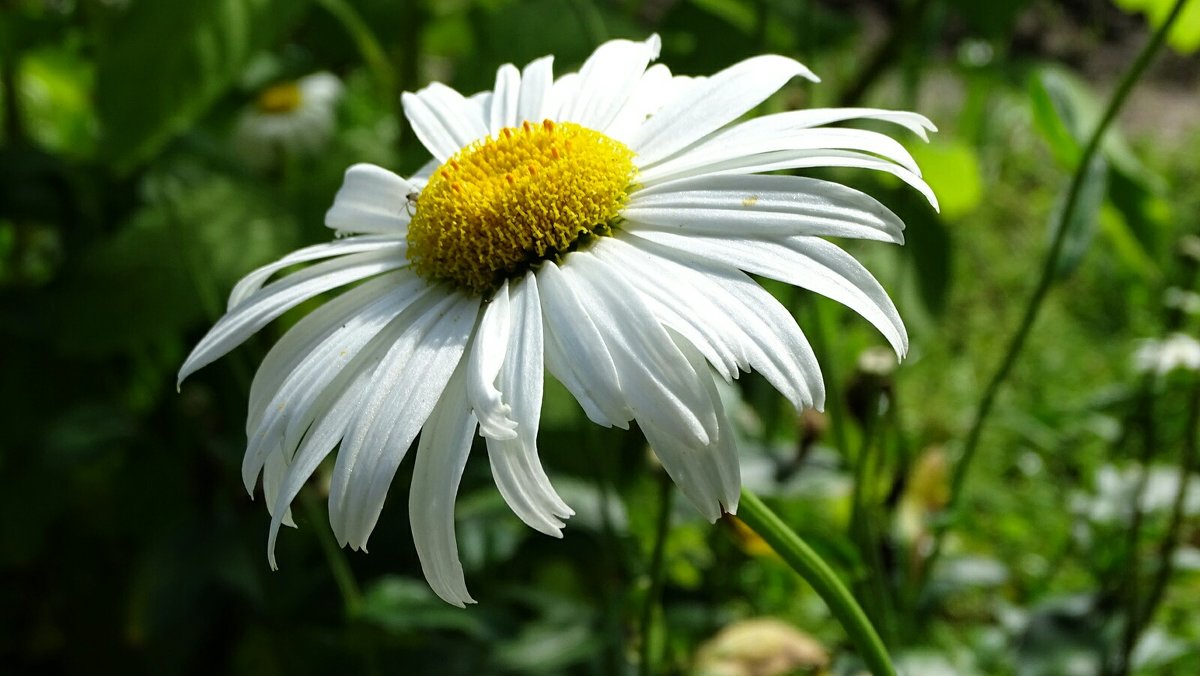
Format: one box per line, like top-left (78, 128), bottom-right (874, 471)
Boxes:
top-left (179, 35), bottom-right (936, 605)
top-left (234, 72), bottom-right (344, 169)
top-left (1133, 333), bottom-right (1200, 376)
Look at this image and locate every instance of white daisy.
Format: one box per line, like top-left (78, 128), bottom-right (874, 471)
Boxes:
top-left (234, 72), bottom-right (344, 169)
top-left (179, 35), bottom-right (936, 606)
top-left (1133, 333), bottom-right (1200, 376)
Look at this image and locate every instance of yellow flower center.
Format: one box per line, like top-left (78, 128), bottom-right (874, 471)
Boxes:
top-left (406, 119), bottom-right (637, 293)
top-left (256, 82), bottom-right (303, 114)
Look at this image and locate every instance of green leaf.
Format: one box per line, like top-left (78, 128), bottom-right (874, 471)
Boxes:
top-left (1114, 0), bottom-right (1200, 54)
top-left (908, 140), bottom-right (982, 220)
top-left (95, 0), bottom-right (311, 174)
top-left (1051, 154), bottom-right (1108, 280)
top-left (1029, 67), bottom-right (1158, 186)
top-left (358, 576), bottom-right (491, 637)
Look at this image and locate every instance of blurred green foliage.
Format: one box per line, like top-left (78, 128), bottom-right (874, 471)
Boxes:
top-left (2, 0), bottom-right (1199, 674)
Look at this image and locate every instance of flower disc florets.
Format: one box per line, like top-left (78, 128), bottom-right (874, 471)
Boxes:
top-left (406, 119), bottom-right (637, 294)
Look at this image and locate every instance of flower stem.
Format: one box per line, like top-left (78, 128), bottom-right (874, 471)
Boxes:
top-left (638, 471), bottom-right (673, 676)
top-left (315, 0), bottom-right (397, 99)
top-left (929, 0), bottom-right (1189, 581)
top-left (1115, 378), bottom-right (1200, 675)
top-left (300, 491), bottom-right (363, 617)
top-left (738, 488), bottom-right (895, 676)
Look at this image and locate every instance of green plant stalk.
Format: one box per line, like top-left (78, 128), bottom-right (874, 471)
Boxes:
top-left (929, 0), bottom-right (1190, 580)
top-left (300, 491), bottom-right (363, 617)
top-left (638, 472), bottom-right (673, 676)
top-left (1117, 379), bottom-right (1200, 675)
top-left (315, 0), bottom-right (397, 99)
top-left (738, 489), bottom-right (895, 676)
top-left (1111, 380), bottom-right (1158, 673)
top-left (849, 394), bottom-right (898, 646)
top-left (806, 301), bottom-right (849, 455)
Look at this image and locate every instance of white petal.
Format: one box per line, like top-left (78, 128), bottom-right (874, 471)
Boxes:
top-left (641, 333), bottom-right (741, 521)
top-left (561, 34), bottom-right (660, 130)
top-left (409, 362), bottom-right (477, 607)
top-left (486, 271), bottom-right (573, 536)
top-left (401, 83), bottom-right (489, 162)
top-left (625, 173), bottom-right (905, 243)
top-left (242, 273), bottom-right (426, 492)
top-left (489, 64), bottom-right (522, 133)
top-left (564, 252), bottom-right (718, 447)
top-left (264, 300), bottom-right (413, 568)
top-left (591, 239), bottom-right (739, 380)
top-left (262, 448), bottom-right (296, 528)
top-left (637, 149), bottom-right (939, 212)
top-left (517, 56), bottom-right (555, 123)
top-left (466, 281), bottom-right (518, 440)
top-left (227, 235), bottom-right (403, 310)
top-left (328, 290), bottom-right (479, 550)
top-left (324, 164), bottom-right (417, 235)
top-left (605, 63), bottom-right (675, 143)
top-left (764, 107), bottom-right (937, 139)
top-left (628, 54), bottom-right (818, 166)
top-left (627, 230), bottom-right (907, 357)
top-left (640, 126), bottom-right (923, 183)
top-left (596, 236), bottom-right (822, 411)
top-left (179, 248), bottom-right (407, 386)
top-left (537, 261), bottom-right (632, 428)
top-left (543, 72), bottom-right (580, 120)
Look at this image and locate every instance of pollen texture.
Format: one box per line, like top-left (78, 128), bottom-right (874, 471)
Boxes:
top-left (406, 120), bottom-right (637, 293)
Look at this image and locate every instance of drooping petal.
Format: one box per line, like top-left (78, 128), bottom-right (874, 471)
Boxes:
top-left (627, 229), bottom-right (907, 357)
top-left (262, 447), bottom-right (296, 528)
top-left (628, 55), bottom-right (818, 166)
top-left (641, 332), bottom-right (741, 522)
top-left (242, 273), bottom-right (427, 492)
top-left (324, 164), bottom-right (417, 234)
top-left (564, 252), bottom-right (718, 447)
top-left (537, 261), bottom-right (632, 428)
top-left (486, 271), bottom-right (573, 536)
top-left (179, 248), bottom-right (407, 386)
top-left (409, 362), bottom-right (477, 607)
top-left (402, 82), bottom-right (490, 162)
top-left (328, 290), bottom-right (479, 551)
top-left (489, 64), bottom-right (521, 133)
top-left (264, 294), bottom-right (425, 567)
top-left (517, 55), bottom-right (555, 124)
top-left (595, 236), bottom-right (822, 411)
top-left (625, 173), bottom-right (905, 243)
top-left (561, 34), bottom-right (661, 131)
top-left (466, 280), bottom-right (519, 440)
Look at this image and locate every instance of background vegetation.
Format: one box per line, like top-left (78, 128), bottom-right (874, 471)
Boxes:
top-left (2, 0), bottom-right (1198, 673)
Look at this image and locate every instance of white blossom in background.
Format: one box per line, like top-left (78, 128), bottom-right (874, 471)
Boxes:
top-left (1071, 463), bottom-right (1200, 526)
top-left (179, 35), bottom-right (937, 605)
top-left (1133, 333), bottom-right (1200, 376)
top-left (234, 72), bottom-right (344, 169)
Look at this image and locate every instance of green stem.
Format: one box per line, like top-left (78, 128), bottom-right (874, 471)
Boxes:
top-left (315, 0), bottom-right (397, 98)
top-left (638, 472), bottom-right (673, 676)
top-left (928, 0), bottom-right (1189, 582)
top-left (1117, 379), bottom-right (1200, 675)
top-left (738, 489), bottom-right (895, 676)
top-left (300, 492), bottom-right (363, 617)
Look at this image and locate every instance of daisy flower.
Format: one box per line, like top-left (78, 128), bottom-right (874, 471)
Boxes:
top-left (1133, 333), bottom-right (1200, 376)
top-left (179, 35), bottom-right (936, 606)
top-left (234, 72), bottom-right (344, 169)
